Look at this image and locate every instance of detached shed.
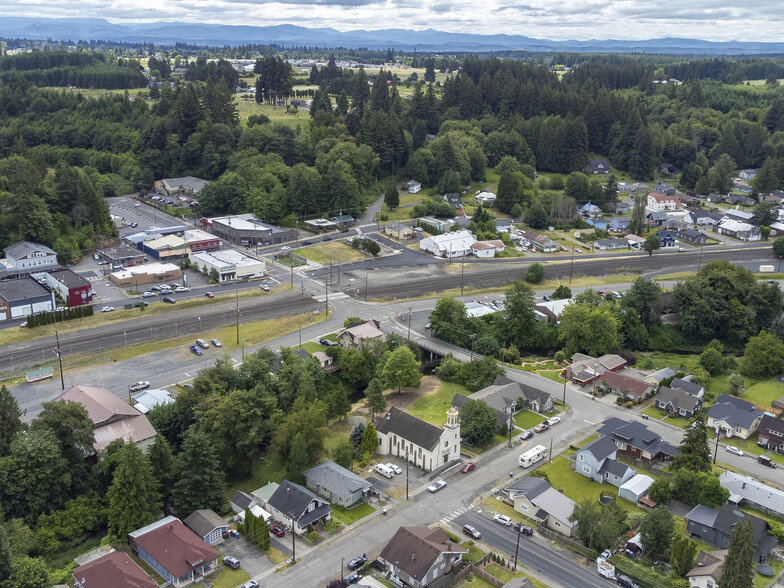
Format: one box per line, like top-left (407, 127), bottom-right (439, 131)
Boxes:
top-left (619, 474), bottom-right (654, 504)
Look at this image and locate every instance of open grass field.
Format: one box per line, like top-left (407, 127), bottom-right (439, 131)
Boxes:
top-left (742, 379), bottom-right (784, 407)
top-left (297, 241), bottom-right (367, 264)
top-left (408, 380), bottom-right (471, 424)
top-left (212, 566), bottom-right (251, 588)
top-left (234, 96), bottom-right (310, 127)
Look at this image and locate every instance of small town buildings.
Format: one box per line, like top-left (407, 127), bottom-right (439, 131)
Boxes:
top-left (625, 234), bottom-right (645, 248)
top-left (417, 216), bottom-right (453, 234)
top-left (303, 460), bottom-right (372, 507)
top-left (724, 209), bottom-right (755, 223)
top-left (574, 436), bottom-right (636, 487)
top-left (337, 320), bottom-right (385, 349)
top-left (0, 277), bottom-right (55, 321)
top-left (406, 180), bottom-right (422, 194)
top-left (51, 384), bottom-right (157, 453)
top-left (653, 183), bottom-right (676, 196)
top-left (757, 414), bottom-right (784, 451)
top-left (303, 218), bottom-right (339, 232)
top-left (676, 228), bottom-right (707, 245)
top-left (643, 367), bottom-right (675, 386)
top-left (505, 477), bottom-right (578, 537)
top-left (376, 407), bottom-right (461, 472)
top-left (312, 351), bottom-right (339, 374)
top-left (739, 169), bottom-right (758, 181)
top-left (706, 193), bottom-right (725, 204)
top-left (586, 159), bottom-right (610, 175)
top-left (474, 191), bottom-right (496, 205)
top-left (733, 180), bottom-right (753, 195)
top-left (618, 474), bottom-right (654, 504)
top-left (261, 480), bottom-right (332, 535)
top-left (646, 210), bottom-right (669, 226)
top-left (132, 389), bottom-right (174, 414)
top-left (189, 250), bottom-right (265, 282)
top-left (593, 238), bottom-right (629, 251)
top-left (655, 387), bottom-right (702, 418)
top-left (465, 301), bottom-right (496, 318)
top-left (470, 240), bottom-right (504, 257)
top-left (443, 193), bottom-right (462, 207)
top-left (183, 229), bottom-right (221, 253)
top-left (596, 371), bottom-right (655, 401)
top-left (108, 263), bottom-right (181, 287)
top-left (720, 471), bottom-right (784, 519)
top-left (565, 353), bottom-right (627, 385)
top-left (534, 298), bottom-right (573, 323)
top-left (0, 241), bottom-right (59, 279)
top-left (684, 503), bottom-right (776, 563)
top-left (770, 222), bottom-right (784, 237)
top-left (608, 217), bottom-right (630, 232)
top-left (715, 218), bottom-right (761, 241)
top-left (73, 549), bottom-right (157, 588)
top-left (129, 516), bottom-right (219, 586)
top-left (378, 527), bottom-right (466, 588)
top-left (686, 550), bottom-right (727, 588)
top-left (100, 244), bottom-right (148, 267)
top-left (656, 229), bottom-right (677, 248)
top-left (141, 235), bottom-right (189, 260)
top-left (419, 230), bottom-right (476, 258)
top-left (618, 182), bottom-right (646, 193)
top-left (597, 417), bottom-right (680, 462)
top-left (201, 214), bottom-right (297, 246)
top-left (707, 394), bottom-right (763, 439)
top-left (520, 230), bottom-right (557, 252)
top-left (647, 192), bottom-right (682, 211)
top-left (331, 214), bottom-right (355, 228)
top-left (384, 222), bottom-right (413, 240)
top-left (183, 510), bottom-right (228, 546)
top-left (155, 176), bottom-right (208, 196)
top-left (579, 203), bottom-right (602, 218)
top-left (670, 377), bottom-right (705, 399)
top-left (684, 210), bottom-right (722, 226)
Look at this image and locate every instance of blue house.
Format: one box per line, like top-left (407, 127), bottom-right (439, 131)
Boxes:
top-left (183, 509), bottom-right (228, 545)
top-left (656, 229), bottom-right (677, 248)
top-left (609, 217), bottom-right (630, 232)
top-left (573, 436), bottom-right (636, 487)
top-left (585, 218), bottom-right (607, 230)
top-left (129, 516), bottom-right (219, 587)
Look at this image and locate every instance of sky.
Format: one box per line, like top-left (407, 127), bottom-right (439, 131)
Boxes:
top-left (6, 1), bottom-right (784, 42)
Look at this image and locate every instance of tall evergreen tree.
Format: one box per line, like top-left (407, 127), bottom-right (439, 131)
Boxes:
top-left (172, 429), bottom-right (227, 515)
top-left (286, 431), bottom-right (310, 485)
top-left (672, 413), bottom-right (712, 473)
top-left (384, 183), bottom-right (399, 209)
top-left (0, 384), bottom-right (24, 457)
top-left (639, 506), bottom-right (674, 562)
top-left (106, 441), bottom-right (161, 540)
top-left (0, 526), bottom-right (11, 584)
top-left (719, 519), bottom-right (755, 588)
top-left (147, 435), bottom-right (174, 503)
top-left (364, 378), bottom-right (387, 423)
top-left (628, 192), bottom-right (647, 235)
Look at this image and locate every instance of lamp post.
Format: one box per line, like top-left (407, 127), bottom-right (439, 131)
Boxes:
top-left (54, 330), bottom-right (64, 390)
top-left (569, 247), bottom-right (576, 285)
top-left (713, 426), bottom-right (722, 464)
top-left (407, 307), bottom-right (412, 341)
top-left (235, 289), bottom-right (240, 345)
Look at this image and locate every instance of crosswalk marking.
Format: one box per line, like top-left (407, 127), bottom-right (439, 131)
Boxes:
top-left (312, 293), bottom-right (350, 302)
top-left (438, 504), bottom-right (475, 525)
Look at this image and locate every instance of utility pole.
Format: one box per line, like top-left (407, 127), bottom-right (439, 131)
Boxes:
top-left (325, 281), bottom-right (328, 315)
top-left (508, 401), bottom-right (516, 446)
top-left (364, 273), bottom-right (368, 302)
top-left (697, 245), bottom-right (704, 273)
top-left (290, 512), bottom-right (296, 564)
top-left (460, 257), bottom-right (465, 295)
top-left (55, 330), bottom-right (64, 390)
top-left (235, 289), bottom-right (239, 345)
top-left (713, 427), bottom-right (721, 464)
top-left (513, 521), bottom-right (522, 569)
top-left (469, 334), bottom-right (476, 361)
top-left (406, 445), bottom-right (410, 500)
top-left (569, 248), bottom-right (575, 285)
top-left (290, 262), bottom-right (293, 286)
top-left (562, 378), bottom-right (567, 404)
top-left (299, 317), bottom-right (302, 347)
top-left (407, 307), bottom-right (412, 340)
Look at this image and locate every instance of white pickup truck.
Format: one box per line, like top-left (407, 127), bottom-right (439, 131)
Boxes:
top-left (597, 551), bottom-right (615, 579)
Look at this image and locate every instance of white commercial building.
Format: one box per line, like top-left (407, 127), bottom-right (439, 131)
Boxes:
top-left (419, 230), bottom-right (476, 258)
top-left (189, 250), bottom-right (265, 282)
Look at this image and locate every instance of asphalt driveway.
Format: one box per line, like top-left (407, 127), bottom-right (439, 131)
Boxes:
top-left (218, 534), bottom-right (277, 577)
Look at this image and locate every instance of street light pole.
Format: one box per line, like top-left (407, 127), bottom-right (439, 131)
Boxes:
top-left (235, 289), bottom-right (240, 345)
top-left (569, 248), bottom-right (575, 285)
top-left (405, 445), bottom-right (409, 500)
top-left (55, 330), bottom-right (64, 390)
top-left (407, 307), bottom-right (412, 340)
top-left (508, 401), bottom-right (516, 446)
top-left (713, 427), bottom-right (722, 464)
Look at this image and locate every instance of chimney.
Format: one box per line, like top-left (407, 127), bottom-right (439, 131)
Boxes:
top-left (287, 487), bottom-right (290, 497)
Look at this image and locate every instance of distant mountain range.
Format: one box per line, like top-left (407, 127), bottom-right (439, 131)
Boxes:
top-left (3, 17), bottom-right (784, 54)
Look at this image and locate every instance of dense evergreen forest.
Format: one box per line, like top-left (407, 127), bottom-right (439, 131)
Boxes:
top-left (3, 49), bottom-right (784, 261)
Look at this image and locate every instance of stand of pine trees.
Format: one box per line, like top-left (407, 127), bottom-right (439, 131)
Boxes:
top-left (238, 508), bottom-right (270, 550)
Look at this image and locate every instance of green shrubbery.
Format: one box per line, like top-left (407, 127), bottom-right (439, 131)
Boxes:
top-left (26, 305), bottom-right (94, 328)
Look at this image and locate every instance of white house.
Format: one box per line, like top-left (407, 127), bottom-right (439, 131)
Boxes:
top-left (647, 192), bottom-right (682, 211)
top-left (1, 241), bottom-right (60, 278)
top-left (406, 180), bottom-right (421, 194)
top-left (719, 471), bottom-right (784, 519)
top-left (376, 407), bottom-right (461, 472)
top-left (714, 219), bottom-right (761, 241)
top-left (419, 230), bottom-right (476, 258)
top-left (474, 191), bottom-right (496, 205)
top-left (189, 250), bottom-right (265, 281)
top-left (470, 240), bottom-right (504, 258)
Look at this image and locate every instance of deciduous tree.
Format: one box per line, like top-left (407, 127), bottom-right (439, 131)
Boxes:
top-left (381, 347), bottom-right (422, 393)
top-left (0, 385), bottom-right (24, 457)
top-left (740, 331), bottom-right (784, 379)
top-left (459, 399), bottom-right (498, 445)
top-left (364, 378), bottom-right (387, 423)
top-left (640, 506), bottom-right (674, 562)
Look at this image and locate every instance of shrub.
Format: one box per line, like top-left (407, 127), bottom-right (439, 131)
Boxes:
top-left (554, 350), bottom-right (565, 363)
top-left (525, 262), bottom-right (545, 283)
top-left (625, 401), bottom-right (634, 408)
top-left (379, 213), bottom-right (388, 221)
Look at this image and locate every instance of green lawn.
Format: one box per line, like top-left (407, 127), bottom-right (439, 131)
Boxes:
top-left (223, 456), bottom-right (285, 500)
top-left (514, 410), bottom-right (547, 430)
top-left (481, 496), bottom-right (536, 525)
top-left (754, 557), bottom-right (784, 588)
top-left (409, 380), bottom-right (471, 424)
top-left (460, 575), bottom-right (497, 588)
top-left (742, 379), bottom-right (784, 408)
top-left (297, 341), bottom-right (326, 353)
top-left (297, 241), bottom-right (367, 264)
top-left (331, 503), bottom-right (376, 526)
top-left (575, 434), bottom-right (599, 448)
top-left (212, 566), bottom-right (251, 588)
top-left (461, 540), bottom-right (486, 564)
top-left (641, 406), bottom-right (691, 429)
top-left (234, 96), bottom-right (310, 127)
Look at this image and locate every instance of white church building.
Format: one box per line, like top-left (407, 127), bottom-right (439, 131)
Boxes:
top-left (376, 407), bottom-right (461, 472)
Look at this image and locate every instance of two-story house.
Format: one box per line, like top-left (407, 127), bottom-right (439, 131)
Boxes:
top-left (757, 414), bottom-right (784, 451)
top-left (379, 527), bottom-right (466, 588)
top-left (259, 480), bottom-right (331, 535)
top-left (707, 395), bottom-right (763, 439)
top-left (685, 503), bottom-right (777, 563)
top-left (505, 477), bottom-right (578, 537)
top-left (655, 387), bottom-right (702, 418)
top-left (337, 320), bottom-right (385, 350)
top-left (596, 417), bottom-right (680, 462)
top-left (303, 460), bottom-right (372, 508)
top-left (573, 436), bottom-right (636, 487)
top-left (647, 192), bottom-right (682, 211)
top-left (0, 240), bottom-right (60, 279)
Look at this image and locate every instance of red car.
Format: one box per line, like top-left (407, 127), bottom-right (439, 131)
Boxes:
top-left (270, 525), bottom-right (285, 537)
top-left (461, 462), bottom-right (475, 473)
top-left (205, 292), bottom-right (214, 298)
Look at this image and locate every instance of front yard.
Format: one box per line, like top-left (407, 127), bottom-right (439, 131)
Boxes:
top-left (331, 503), bottom-right (376, 526)
top-left (514, 410), bottom-right (547, 430)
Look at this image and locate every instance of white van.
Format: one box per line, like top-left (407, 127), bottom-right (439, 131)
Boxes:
top-left (374, 463), bottom-right (395, 479)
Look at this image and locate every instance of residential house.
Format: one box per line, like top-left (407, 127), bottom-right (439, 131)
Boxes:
top-left (656, 229), bottom-right (677, 248)
top-left (739, 169), bottom-right (758, 181)
top-left (470, 240), bottom-right (505, 258)
top-left (384, 221), bottom-right (413, 240)
top-left (769, 222), bottom-right (784, 237)
top-left (564, 353), bottom-right (627, 385)
top-left (686, 550), bottom-right (727, 588)
top-left (593, 238), bottom-right (629, 251)
top-left (378, 527), bottom-right (466, 588)
top-left (596, 417), bottom-right (680, 462)
top-left (263, 480), bottom-right (331, 535)
top-left (585, 218), bottom-right (608, 231)
top-left (724, 209), bottom-right (755, 223)
top-left (132, 389), bottom-right (174, 414)
top-left (474, 191), bottom-right (496, 205)
top-left (720, 471), bottom-right (784, 520)
top-left (677, 194), bottom-right (701, 207)
top-left (505, 477), bottom-right (578, 537)
top-left (618, 182), bottom-right (647, 193)
top-left (155, 176), bottom-right (208, 196)
top-left (596, 371), bottom-right (655, 401)
top-left (706, 193), bottom-right (724, 204)
top-left (573, 436), bottom-right (636, 487)
top-left (677, 228), bottom-right (708, 245)
top-left (653, 183), bottom-right (676, 195)
top-left (534, 298), bottom-right (573, 324)
top-left (646, 210), bottom-right (669, 226)
top-left (312, 351), bottom-right (339, 374)
top-left (733, 180), bottom-right (753, 195)
top-left (0, 278), bottom-right (55, 322)
top-left (337, 320), bottom-right (385, 349)
top-left (609, 217), bottom-right (630, 232)
top-left (647, 192), bottom-right (682, 211)
top-left (521, 230), bottom-right (557, 252)
top-left (417, 216), bottom-right (452, 234)
top-left (579, 202), bottom-right (602, 218)
top-left (625, 234), bottom-right (645, 249)
top-left (656, 387), bottom-right (702, 418)
top-left (51, 384), bottom-right (156, 453)
top-left (229, 490), bottom-right (256, 515)
top-left (183, 510), bottom-right (228, 546)
top-left (685, 503), bottom-right (777, 563)
top-left (407, 180), bottom-right (422, 194)
top-left (684, 210), bottom-right (722, 226)
top-left (0, 240), bottom-right (60, 280)
top-left (618, 474), bottom-right (654, 504)
top-left (671, 377), bottom-right (705, 399)
top-left (644, 367), bottom-right (675, 386)
top-left (586, 158), bottom-right (610, 175)
top-left (419, 230), bottom-right (476, 258)
top-left (129, 516), bottom-right (219, 587)
top-left (715, 218), bottom-right (762, 241)
top-left (443, 193), bottom-right (462, 207)
top-left (73, 549), bottom-right (157, 588)
top-left (707, 394), bottom-right (763, 439)
top-left (610, 200), bottom-right (633, 214)
top-left (757, 414), bottom-right (784, 451)
top-left (452, 216), bottom-right (472, 229)
top-left (303, 460), bottom-right (372, 507)
top-left (376, 407), bottom-right (461, 471)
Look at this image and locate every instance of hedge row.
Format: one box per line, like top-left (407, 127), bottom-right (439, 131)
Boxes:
top-left (609, 555), bottom-right (688, 588)
top-left (26, 305), bottom-right (94, 328)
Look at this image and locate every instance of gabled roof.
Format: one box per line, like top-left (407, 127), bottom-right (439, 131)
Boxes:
top-left (686, 550), bottom-right (727, 581)
top-left (707, 394), bottom-right (763, 430)
top-left (647, 367), bottom-right (675, 383)
top-left (670, 377), bottom-right (704, 396)
top-left (713, 503), bottom-right (771, 548)
top-left (619, 474), bottom-right (654, 495)
top-left (184, 509), bottom-right (227, 539)
top-left (597, 371), bottom-right (653, 398)
top-left (377, 407), bottom-right (444, 451)
top-left (597, 417), bottom-right (679, 457)
top-left (506, 476), bottom-right (551, 499)
top-left (579, 436), bottom-right (618, 462)
top-left (339, 321), bottom-right (385, 342)
top-left (73, 550), bottom-right (157, 588)
top-left (268, 480), bottom-right (331, 526)
top-left (657, 387), bottom-right (701, 413)
top-left (759, 414), bottom-right (784, 437)
top-left (130, 517), bottom-right (218, 578)
top-left (530, 488), bottom-right (577, 527)
top-left (380, 527), bottom-right (466, 582)
top-left (3, 240), bottom-right (56, 259)
top-left (598, 458), bottom-right (633, 479)
top-left (230, 490), bottom-right (255, 512)
top-left (303, 460), bottom-right (371, 498)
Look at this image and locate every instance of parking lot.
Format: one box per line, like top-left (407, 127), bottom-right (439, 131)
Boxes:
top-left (219, 533), bottom-right (282, 577)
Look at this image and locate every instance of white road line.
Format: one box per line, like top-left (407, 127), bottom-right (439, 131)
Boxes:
top-left (584, 419), bottom-right (595, 424)
top-left (183, 372), bottom-right (191, 378)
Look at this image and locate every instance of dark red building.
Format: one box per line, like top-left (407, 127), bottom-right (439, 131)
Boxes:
top-left (45, 269), bottom-right (92, 307)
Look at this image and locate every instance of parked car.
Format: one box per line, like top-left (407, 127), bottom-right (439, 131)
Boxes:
top-left (196, 339), bottom-right (210, 349)
top-left (239, 582), bottom-right (259, 588)
top-left (160, 289), bottom-right (173, 295)
top-left (189, 345), bottom-right (203, 355)
top-left (319, 338), bottom-right (333, 346)
top-left (612, 291), bottom-right (623, 299)
top-left (260, 284), bottom-right (271, 292)
top-left (141, 291), bottom-right (157, 298)
top-left (494, 514), bottom-right (513, 526)
top-left (302, 240), bottom-right (313, 246)
top-left (175, 287), bottom-right (189, 292)
top-left (542, 294), bottom-right (551, 301)
top-left (124, 303), bottom-right (134, 309)
top-left (533, 422), bottom-right (549, 433)
top-left (385, 463), bottom-right (402, 475)
top-left (270, 525), bottom-right (285, 537)
top-left (461, 462), bottom-right (476, 473)
top-left (519, 430), bottom-right (534, 441)
top-left (617, 575), bottom-right (640, 588)
top-left (347, 554), bottom-right (367, 570)
top-left (758, 455), bottom-right (778, 468)
top-left (128, 381), bottom-right (150, 393)
top-left (101, 306), bottom-right (114, 312)
top-left (427, 480), bottom-right (447, 493)
top-left (574, 248), bottom-right (582, 253)
top-left (222, 556), bottom-right (240, 570)
top-left (726, 446), bottom-right (744, 456)
top-left (678, 247), bottom-right (686, 252)
top-left (161, 297), bottom-right (175, 304)
top-left (547, 416), bottom-right (561, 426)
top-left (462, 525), bottom-right (481, 539)
top-left (205, 291), bottom-right (215, 298)
top-left (343, 572), bottom-right (361, 584)
top-left (211, 338), bottom-right (222, 348)
top-left (513, 523), bottom-right (533, 536)
top-left (280, 246), bottom-right (291, 251)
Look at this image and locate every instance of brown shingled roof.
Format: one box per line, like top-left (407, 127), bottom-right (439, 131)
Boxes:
top-left (73, 550), bottom-right (157, 588)
top-left (133, 519), bottom-right (218, 579)
top-left (379, 527), bottom-right (466, 582)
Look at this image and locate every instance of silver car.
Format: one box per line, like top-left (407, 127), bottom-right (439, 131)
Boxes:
top-left (427, 480), bottom-right (446, 493)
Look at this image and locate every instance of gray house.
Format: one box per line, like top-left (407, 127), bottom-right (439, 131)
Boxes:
top-left (685, 503), bottom-right (777, 563)
top-left (655, 386), bottom-right (702, 418)
top-left (183, 509), bottom-right (228, 546)
top-left (303, 460), bottom-right (372, 507)
top-left (573, 436), bottom-right (636, 487)
top-left (452, 376), bottom-right (553, 431)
